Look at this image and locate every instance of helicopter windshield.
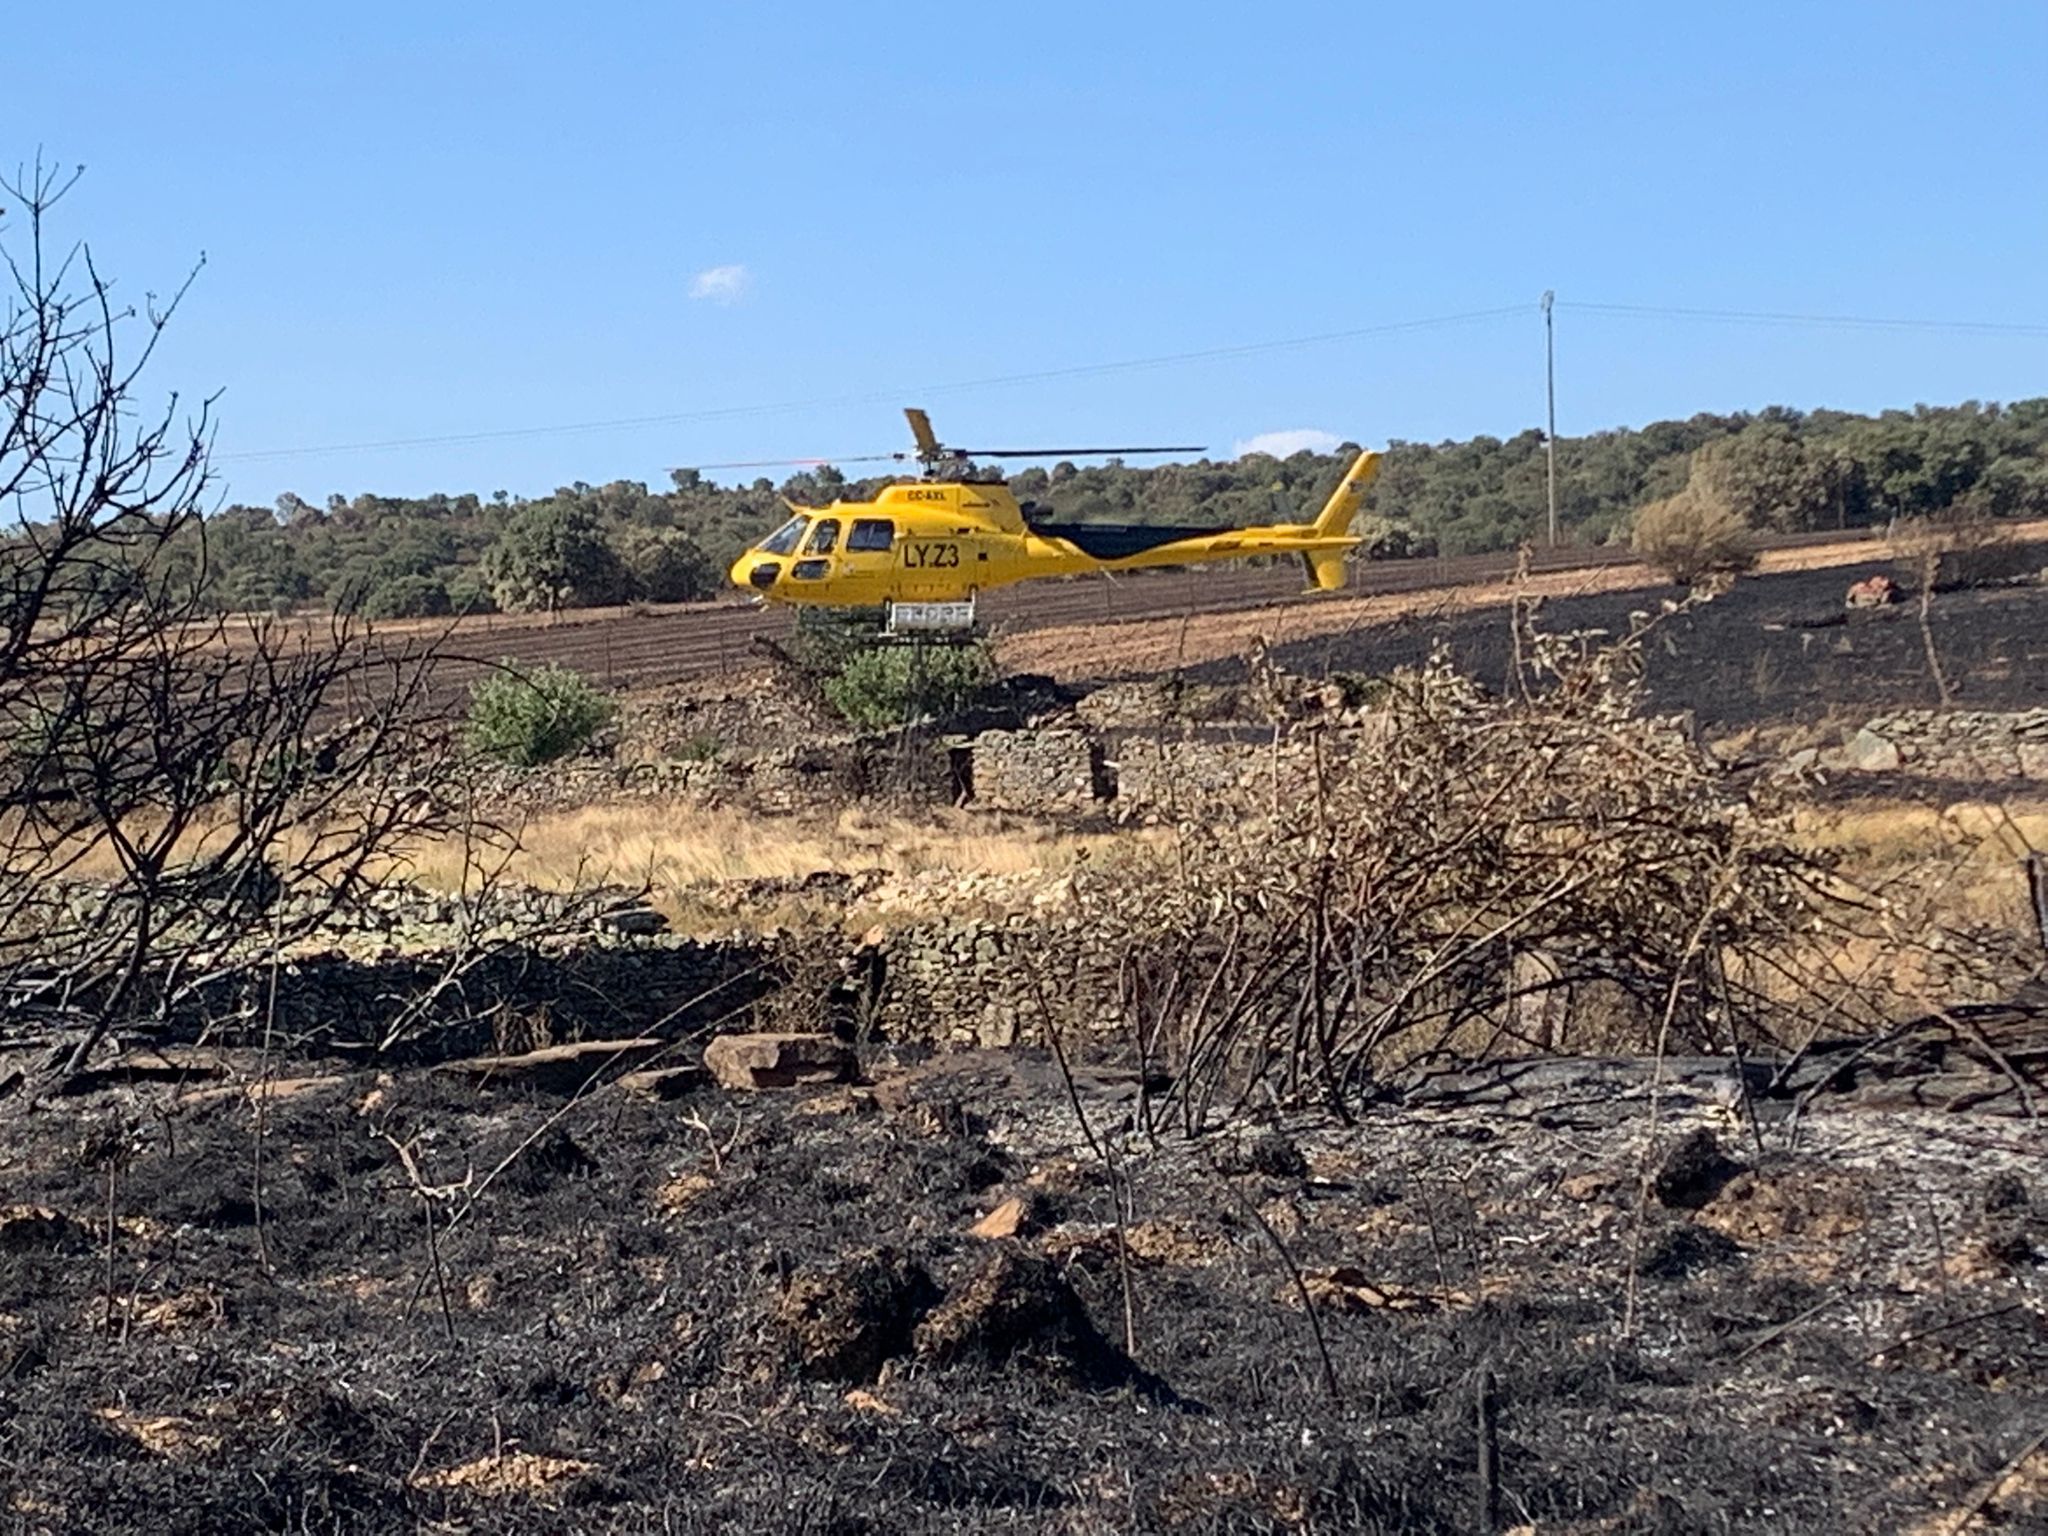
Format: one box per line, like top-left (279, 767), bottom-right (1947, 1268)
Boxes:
top-left (757, 517), bottom-right (807, 556)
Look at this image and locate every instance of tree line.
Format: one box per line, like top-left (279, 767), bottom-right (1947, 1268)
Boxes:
top-left (199, 397), bottom-right (2048, 617)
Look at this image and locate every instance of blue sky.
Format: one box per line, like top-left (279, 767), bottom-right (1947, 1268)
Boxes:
top-left (9, 2), bottom-right (2045, 505)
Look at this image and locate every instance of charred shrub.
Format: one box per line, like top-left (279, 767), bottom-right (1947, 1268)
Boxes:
top-left (774, 1246), bottom-right (939, 1383)
top-left (913, 1247), bottom-right (1132, 1388)
top-left (1653, 1128), bottom-right (1744, 1211)
top-left (1086, 617), bottom-right (1868, 1132)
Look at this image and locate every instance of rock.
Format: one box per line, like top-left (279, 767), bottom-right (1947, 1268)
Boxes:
top-left (1302, 1266), bottom-right (1458, 1313)
top-left (57, 1050), bottom-right (232, 1096)
top-left (1558, 1170), bottom-right (1622, 1203)
top-left (774, 1247), bottom-right (938, 1383)
top-left (2019, 742), bottom-right (2048, 781)
top-left (968, 1195), bottom-right (1036, 1241)
top-left (1845, 574), bottom-right (1900, 609)
top-left (617, 1065), bottom-right (709, 1101)
top-left (597, 906), bottom-right (669, 937)
top-left (1842, 727), bottom-right (1902, 774)
top-left (792, 1086), bottom-right (878, 1118)
top-left (704, 1032), bottom-right (855, 1091)
top-left (179, 1075), bottom-right (347, 1109)
top-left (1652, 1128), bottom-right (1743, 1211)
top-left (437, 1039), bottom-right (669, 1094)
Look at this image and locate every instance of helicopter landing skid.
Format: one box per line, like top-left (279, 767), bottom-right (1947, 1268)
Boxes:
top-left (884, 598), bottom-right (978, 637)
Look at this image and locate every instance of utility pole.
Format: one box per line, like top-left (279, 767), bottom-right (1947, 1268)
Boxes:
top-left (1542, 290), bottom-right (1558, 547)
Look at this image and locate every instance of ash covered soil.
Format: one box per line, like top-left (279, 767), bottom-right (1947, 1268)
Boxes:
top-left (2, 1049), bottom-right (2044, 1534)
top-left (1181, 556), bottom-right (2048, 731)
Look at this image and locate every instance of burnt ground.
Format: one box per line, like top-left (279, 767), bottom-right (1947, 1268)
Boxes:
top-left (1, 1047), bottom-right (2043, 1533)
top-left (1175, 555), bottom-right (2048, 732)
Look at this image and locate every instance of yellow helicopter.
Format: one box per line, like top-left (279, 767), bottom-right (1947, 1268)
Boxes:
top-left (722, 409), bottom-right (1382, 630)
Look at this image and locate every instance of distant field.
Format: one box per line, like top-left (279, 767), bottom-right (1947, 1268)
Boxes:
top-left (345, 521), bottom-right (2045, 710)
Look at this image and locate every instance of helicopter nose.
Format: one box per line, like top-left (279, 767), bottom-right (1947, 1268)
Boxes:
top-left (729, 553), bottom-right (776, 591)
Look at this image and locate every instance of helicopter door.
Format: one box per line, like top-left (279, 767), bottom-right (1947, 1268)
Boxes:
top-left (786, 516), bottom-right (843, 585)
top-left (829, 515), bottom-right (894, 603)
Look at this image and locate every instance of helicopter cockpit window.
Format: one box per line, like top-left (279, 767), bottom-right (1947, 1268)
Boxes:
top-left (804, 519), bottom-right (841, 555)
top-left (758, 517), bottom-right (806, 556)
top-left (847, 518), bottom-right (894, 553)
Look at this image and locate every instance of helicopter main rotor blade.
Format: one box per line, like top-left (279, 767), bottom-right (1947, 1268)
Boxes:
top-left (678, 453), bottom-right (901, 471)
top-left (903, 408), bottom-right (941, 458)
top-left (957, 445), bottom-right (1206, 459)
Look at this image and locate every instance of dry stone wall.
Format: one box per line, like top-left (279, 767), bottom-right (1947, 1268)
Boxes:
top-left (1110, 730), bottom-right (1307, 817)
top-left (1804, 709), bottom-right (2048, 781)
top-left (477, 733), bottom-right (957, 814)
top-left (967, 729), bottom-right (1102, 812)
top-left (161, 917), bottom-right (1120, 1062)
top-left (866, 912), bottom-right (1123, 1049)
top-left (967, 720), bottom-right (1393, 819)
top-left (164, 933), bottom-right (784, 1064)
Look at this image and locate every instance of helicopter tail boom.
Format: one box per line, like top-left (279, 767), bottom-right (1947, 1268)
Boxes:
top-left (1309, 450), bottom-right (1384, 538)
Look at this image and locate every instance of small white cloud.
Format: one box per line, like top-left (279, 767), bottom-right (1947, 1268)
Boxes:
top-left (1233, 428), bottom-right (1342, 460)
top-left (688, 264), bottom-right (750, 304)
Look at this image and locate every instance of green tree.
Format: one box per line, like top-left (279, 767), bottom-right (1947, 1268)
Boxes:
top-left (1690, 425), bottom-right (1838, 532)
top-left (617, 526), bottom-right (716, 603)
top-left (479, 501), bottom-right (628, 613)
top-left (359, 573), bottom-right (452, 619)
top-left (180, 394), bottom-right (2048, 616)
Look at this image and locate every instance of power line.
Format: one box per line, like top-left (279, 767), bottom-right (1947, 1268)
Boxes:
top-left (1563, 300), bottom-right (2048, 337)
top-left (215, 305), bottom-right (1531, 465)
top-left (214, 295), bottom-right (2048, 470)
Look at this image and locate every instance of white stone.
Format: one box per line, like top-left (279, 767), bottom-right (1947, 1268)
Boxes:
top-left (1843, 728), bottom-right (1902, 774)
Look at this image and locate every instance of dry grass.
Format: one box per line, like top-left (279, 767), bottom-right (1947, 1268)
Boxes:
top-left (1796, 797), bottom-right (2048, 921)
top-left (385, 802), bottom-right (1150, 925)
top-left (1757, 797), bottom-right (2048, 1022)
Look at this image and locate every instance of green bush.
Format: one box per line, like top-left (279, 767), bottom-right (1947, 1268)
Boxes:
top-left (822, 642), bottom-right (999, 730)
top-left (784, 608), bottom-right (888, 679)
top-left (465, 663), bottom-right (615, 767)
